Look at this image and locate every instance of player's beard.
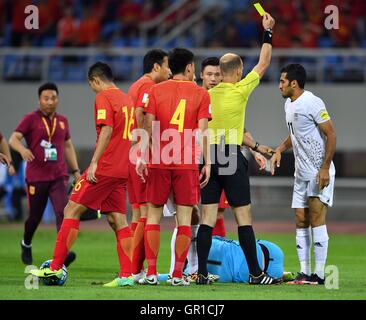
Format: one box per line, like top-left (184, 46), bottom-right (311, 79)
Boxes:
top-left (281, 88), bottom-right (293, 99)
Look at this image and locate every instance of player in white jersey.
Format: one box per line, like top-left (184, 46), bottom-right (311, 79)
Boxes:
top-left (271, 64), bottom-right (337, 285)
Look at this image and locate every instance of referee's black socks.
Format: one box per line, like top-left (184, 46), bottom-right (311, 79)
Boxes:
top-left (238, 226), bottom-right (262, 277)
top-left (197, 224), bottom-right (213, 276)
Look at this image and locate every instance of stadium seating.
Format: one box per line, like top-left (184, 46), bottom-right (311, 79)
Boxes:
top-left (0, 0), bottom-right (365, 82)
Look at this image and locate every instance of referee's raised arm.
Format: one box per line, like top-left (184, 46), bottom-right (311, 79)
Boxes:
top-left (252, 13), bottom-right (275, 79)
top-left (196, 11), bottom-right (280, 286)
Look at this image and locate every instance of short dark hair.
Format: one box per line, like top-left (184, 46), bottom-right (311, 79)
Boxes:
top-left (219, 55), bottom-right (242, 76)
top-left (143, 49), bottom-right (168, 74)
top-left (280, 64), bottom-right (307, 89)
top-left (88, 62), bottom-right (114, 82)
top-left (201, 57), bottom-right (219, 72)
top-left (168, 48), bottom-right (194, 75)
top-left (38, 82), bottom-right (58, 97)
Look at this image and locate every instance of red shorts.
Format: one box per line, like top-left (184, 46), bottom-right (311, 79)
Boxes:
top-left (147, 168), bottom-right (199, 206)
top-left (70, 173), bottom-right (127, 213)
top-left (127, 161), bottom-right (147, 205)
top-left (219, 191), bottom-right (229, 209)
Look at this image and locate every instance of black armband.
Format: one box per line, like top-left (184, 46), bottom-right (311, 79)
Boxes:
top-left (263, 29), bottom-right (273, 45)
top-left (71, 169), bottom-right (80, 174)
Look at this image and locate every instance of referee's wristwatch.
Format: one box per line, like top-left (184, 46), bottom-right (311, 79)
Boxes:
top-left (251, 142), bottom-right (260, 152)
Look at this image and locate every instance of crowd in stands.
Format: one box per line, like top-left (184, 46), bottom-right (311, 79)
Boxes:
top-left (0, 0), bottom-right (196, 47)
top-left (202, 0), bottom-right (366, 48)
top-left (0, 0), bottom-right (365, 48)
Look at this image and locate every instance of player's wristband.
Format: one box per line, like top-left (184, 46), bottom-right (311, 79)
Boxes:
top-left (71, 169), bottom-right (80, 174)
top-left (263, 29), bottom-right (273, 45)
top-left (252, 142), bottom-right (260, 152)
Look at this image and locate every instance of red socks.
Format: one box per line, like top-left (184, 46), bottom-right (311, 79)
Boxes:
top-left (51, 219), bottom-right (80, 270)
top-left (131, 222), bottom-right (138, 234)
top-left (212, 216), bottom-right (226, 237)
top-left (172, 226), bottom-right (192, 278)
top-left (144, 224), bottom-right (160, 276)
top-left (131, 217), bottom-right (147, 274)
top-left (116, 226), bottom-right (133, 278)
top-left (50, 218), bottom-right (133, 278)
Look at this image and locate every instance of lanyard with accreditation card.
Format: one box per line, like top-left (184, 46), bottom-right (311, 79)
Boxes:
top-left (41, 116), bottom-right (58, 162)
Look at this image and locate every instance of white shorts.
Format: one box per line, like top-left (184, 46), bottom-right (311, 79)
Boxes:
top-left (291, 176), bottom-right (335, 208)
top-left (163, 192), bottom-right (176, 217)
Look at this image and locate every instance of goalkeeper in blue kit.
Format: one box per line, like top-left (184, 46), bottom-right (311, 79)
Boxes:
top-left (207, 237), bottom-right (285, 283)
top-left (159, 236), bottom-right (291, 284)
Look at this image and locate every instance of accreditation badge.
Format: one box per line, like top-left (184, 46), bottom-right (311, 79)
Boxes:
top-left (40, 139), bottom-right (52, 149)
top-left (29, 186), bottom-right (35, 195)
top-left (44, 145), bottom-right (58, 161)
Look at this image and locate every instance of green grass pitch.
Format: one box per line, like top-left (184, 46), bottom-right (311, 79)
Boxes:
top-left (0, 227), bottom-right (365, 300)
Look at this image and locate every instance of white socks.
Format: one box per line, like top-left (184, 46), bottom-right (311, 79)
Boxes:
top-left (296, 225), bottom-right (329, 279)
top-left (187, 225), bottom-right (199, 274)
top-left (169, 227), bottom-right (178, 276)
top-left (296, 228), bottom-right (312, 275)
top-left (313, 225), bottom-right (329, 279)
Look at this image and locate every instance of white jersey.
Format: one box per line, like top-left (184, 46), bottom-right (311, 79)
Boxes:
top-left (284, 90), bottom-right (335, 180)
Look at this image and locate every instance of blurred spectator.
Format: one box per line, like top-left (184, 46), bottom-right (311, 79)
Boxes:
top-left (0, 0), bottom-right (5, 45)
top-left (77, 5), bottom-right (101, 46)
top-left (301, 22), bottom-right (322, 48)
top-left (3, 150), bottom-right (26, 222)
top-left (118, 0), bottom-right (141, 38)
top-left (32, 0), bottom-right (60, 46)
top-left (140, 0), bottom-right (158, 23)
top-left (272, 23), bottom-right (292, 48)
top-left (57, 7), bottom-right (78, 47)
top-left (234, 11), bottom-right (259, 47)
top-left (332, 10), bottom-right (355, 48)
top-left (11, 0), bottom-right (32, 47)
top-left (223, 25), bottom-right (241, 48)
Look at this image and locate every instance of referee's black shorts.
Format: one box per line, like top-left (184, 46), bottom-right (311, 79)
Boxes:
top-left (200, 144), bottom-right (251, 207)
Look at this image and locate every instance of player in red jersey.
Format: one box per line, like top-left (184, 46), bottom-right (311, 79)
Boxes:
top-left (127, 49), bottom-right (171, 282)
top-left (30, 62), bottom-right (135, 287)
top-left (136, 48), bottom-right (211, 286)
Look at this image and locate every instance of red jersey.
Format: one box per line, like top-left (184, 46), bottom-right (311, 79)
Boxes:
top-left (128, 75), bottom-right (156, 166)
top-left (145, 80), bottom-right (211, 170)
top-left (128, 75), bottom-right (155, 130)
top-left (94, 87), bottom-right (133, 178)
top-left (128, 75), bottom-right (155, 109)
top-left (15, 110), bottom-right (71, 182)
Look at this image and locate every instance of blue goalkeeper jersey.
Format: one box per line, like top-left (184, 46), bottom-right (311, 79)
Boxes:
top-left (207, 236), bottom-right (284, 283)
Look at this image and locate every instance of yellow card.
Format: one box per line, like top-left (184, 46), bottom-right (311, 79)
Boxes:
top-left (254, 3), bottom-right (265, 16)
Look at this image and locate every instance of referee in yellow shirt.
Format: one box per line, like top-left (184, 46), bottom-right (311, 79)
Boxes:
top-left (197, 12), bottom-right (277, 285)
